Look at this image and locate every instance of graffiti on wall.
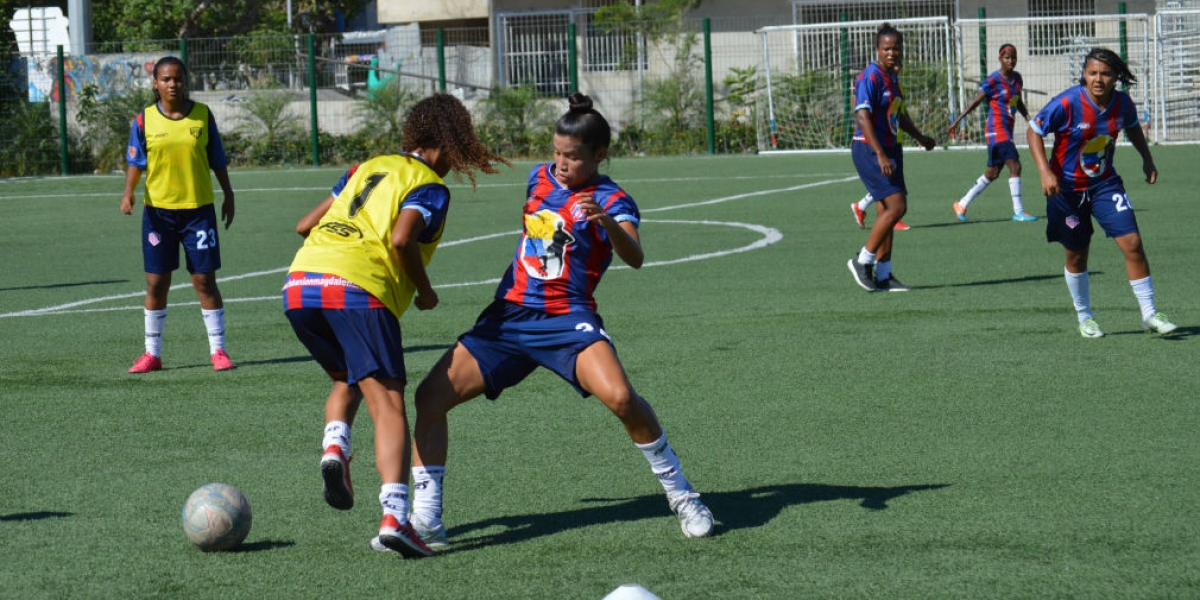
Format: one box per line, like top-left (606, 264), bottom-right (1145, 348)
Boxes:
top-left (27, 52), bottom-right (168, 102)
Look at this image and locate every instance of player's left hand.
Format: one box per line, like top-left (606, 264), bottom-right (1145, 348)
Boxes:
top-left (1143, 162), bottom-right (1157, 184)
top-left (414, 289), bottom-right (439, 310)
top-left (221, 194), bottom-right (235, 229)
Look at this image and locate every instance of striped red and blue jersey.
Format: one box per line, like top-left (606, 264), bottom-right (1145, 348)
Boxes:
top-left (1031, 86), bottom-right (1139, 192)
top-left (282, 272), bottom-right (388, 310)
top-left (853, 62), bottom-right (904, 148)
top-left (979, 70), bottom-right (1023, 145)
top-left (494, 164), bottom-right (640, 315)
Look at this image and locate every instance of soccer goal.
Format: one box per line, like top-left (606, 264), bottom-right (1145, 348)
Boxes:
top-left (755, 17), bottom-right (956, 153)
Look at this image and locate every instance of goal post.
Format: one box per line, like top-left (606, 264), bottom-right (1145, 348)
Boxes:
top-left (755, 17), bottom-right (956, 154)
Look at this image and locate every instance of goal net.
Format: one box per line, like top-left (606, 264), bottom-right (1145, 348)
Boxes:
top-left (755, 17), bottom-right (956, 153)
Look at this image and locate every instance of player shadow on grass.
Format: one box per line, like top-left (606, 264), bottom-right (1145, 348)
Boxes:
top-left (925, 272), bottom-right (1089, 289)
top-left (437, 482), bottom-right (948, 552)
top-left (0, 511), bottom-right (72, 521)
top-left (0, 279), bottom-right (128, 292)
top-left (184, 345), bottom-right (456, 370)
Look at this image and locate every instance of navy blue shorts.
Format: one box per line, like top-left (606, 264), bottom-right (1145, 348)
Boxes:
top-left (458, 300), bottom-right (614, 400)
top-left (285, 307), bottom-right (407, 385)
top-left (142, 204), bottom-right (221, 274)
top-left (1045, 176), bottom-right (1140, 251)
top-left (852, 142), bottom-right (906, 200)
top-left (986, 141), bottom-right (1020, 167)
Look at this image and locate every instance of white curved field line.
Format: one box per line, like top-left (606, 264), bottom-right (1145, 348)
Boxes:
top-left (1, 176), bottom-right (853, 318)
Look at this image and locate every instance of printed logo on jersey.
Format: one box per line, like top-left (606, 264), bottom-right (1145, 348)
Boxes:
top-left (887, 97), bottom-right (904, 136)
top-left (1080, 135), bottom-right (1111, 178)
top-left (316, 221), bottom-right (363, 239)
top-left (519, 209), bottom-right (576, 279)
top-left (189, 126), bottom-right (202, 139)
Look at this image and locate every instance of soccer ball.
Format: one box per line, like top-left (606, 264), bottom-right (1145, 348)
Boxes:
top-left (182, 482), bottom-right (252, 551)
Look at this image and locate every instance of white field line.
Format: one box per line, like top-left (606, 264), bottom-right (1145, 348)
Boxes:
top-left (1, 176), bottom-right (853, 318)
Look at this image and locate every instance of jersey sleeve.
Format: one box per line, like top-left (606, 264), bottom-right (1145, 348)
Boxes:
top-left (979, 74), bottom-right (996, 97)
top-left (853, 71), bottom-right (876, 113)
top-left (205, 112), bottom-right (229, 170)
top-left (1031, 93), bottom-right (1069, 137)
top-left (125, 112), bottom-right (148, 169)
top-left (1118, 91), bottom-right (1140, 128)
top-left (401, 183), bottom-right (451, 243)
top-left (330, 164), bottom-right (360, 197)
top-left (600, 181), bottom-right (640, 227)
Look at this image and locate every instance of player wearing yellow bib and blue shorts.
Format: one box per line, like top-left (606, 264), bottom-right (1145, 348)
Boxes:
top-left (120, 56), bottom-right (236, 373)
top-left (282, 94), bottom-right (508, 558)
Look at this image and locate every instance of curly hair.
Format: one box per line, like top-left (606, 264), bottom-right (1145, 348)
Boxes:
top-left (402, 93), bottom-right (510, 188)
top-left (1079, 48), bottom-right (1137, 87)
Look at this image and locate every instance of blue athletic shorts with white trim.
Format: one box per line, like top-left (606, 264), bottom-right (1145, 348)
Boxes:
top-left (1045, 176), bottom-right (1140, 251)
top-left (852, 142), bottom-right (906, 200)
top-left (285, 306), bottom-right (407, 385)
top-left (986, 140), bottom-right (1020, 167)
top-left (458, 299), bottom-right (614, 400)
top-left (142, 204), bottom-right (222, 274)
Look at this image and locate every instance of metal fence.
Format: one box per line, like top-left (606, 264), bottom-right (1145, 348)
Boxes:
top-left (1, 9), bottom-right (1196, 177)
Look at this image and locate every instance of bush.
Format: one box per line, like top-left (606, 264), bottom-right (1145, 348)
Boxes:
top-left (477, 84), bottom-right (557, 158)
top-left (76, 83), bottom-right (154, 172)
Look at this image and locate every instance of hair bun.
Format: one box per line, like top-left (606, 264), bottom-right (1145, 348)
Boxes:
top-left (567, 92), bottom-right (594, 114)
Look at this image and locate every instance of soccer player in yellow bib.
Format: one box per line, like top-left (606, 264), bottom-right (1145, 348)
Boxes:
top-left (121, 56), bottom-right (236, 373)
top-left (283, 93), bottom-right (508, 557)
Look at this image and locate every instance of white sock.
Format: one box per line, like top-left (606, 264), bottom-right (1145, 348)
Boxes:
top-left (201, 307), bottom-right (226, 354)
top-left (1064, 269), bottom-right (1093, 323)
top-left (857, 194), bottom-right (875, 211)
top-left (411, 465), bottom-right (445, 524)
top-left (875, 260), bottom-right (892, 281)
top-left (1129, 276), bottom-right (1156, 322)
top-left (636, 434), bottom-right (692, 497)
top-left (1009, 177), bottom-right (1024, 214)
top-left (144, 308), bottom-right (167, 356)
top-left (856, 247), bottom-right (877, 265)
top-left (379, 483), bottom-right (410, 523)
top-left (323, 420), bottom-right (351, 454)
top-left (959, 175), bottom-right (991, 208)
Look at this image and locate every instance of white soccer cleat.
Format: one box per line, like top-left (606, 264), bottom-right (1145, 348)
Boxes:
top-left (1143, 313), bottom-right (1178, 335)
top-left (668, 491), bottom-right (714, 538)
top-left (1078, 318), bottom-right (1104, 339)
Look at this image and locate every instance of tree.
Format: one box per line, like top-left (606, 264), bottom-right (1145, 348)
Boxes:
top-left (89, 0), bottom-right (370, 41)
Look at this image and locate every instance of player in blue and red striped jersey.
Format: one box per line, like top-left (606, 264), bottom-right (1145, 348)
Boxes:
top-left (120, 56), bottom-right (236, 374)
top-left (408, 93), bottom-right (715, 544)
top-left (1028, 48), bottom-right (1177, 339)
top-left (948, 44), bottom-right (1038, 222)
top-left (847, 23), bottom-right (936, 292)
top-left (283, 93), bottom-right (507, 557)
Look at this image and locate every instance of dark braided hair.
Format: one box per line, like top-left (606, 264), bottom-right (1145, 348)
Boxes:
top-left (402, 93), bottom-right (510, 188)
top-left (555, 92), bottom-right (611, 155)
top-left (876, 22), bottom-right (902, 47)
top-left (1079, 48), bottom-right (1137, 87)
top-left (151, 56), bottom-right (189, 102)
